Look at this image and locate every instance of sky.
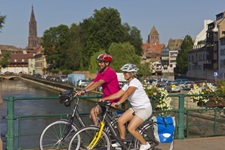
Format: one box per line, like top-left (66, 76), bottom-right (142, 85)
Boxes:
top-left (0, 0), bottom-right (224, 49)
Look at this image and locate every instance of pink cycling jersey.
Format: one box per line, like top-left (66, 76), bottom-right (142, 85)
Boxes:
top-left (93, 66), bottom-right (120, 103)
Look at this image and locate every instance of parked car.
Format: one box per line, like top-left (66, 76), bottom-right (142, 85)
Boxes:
top-left (33, 73), bottom-right (42, 78)
top-left (166, 81), bottom-right (181, 92)
top-left (157, 78), bottom-right (168, 87)
top-left (174, 78), bottom-right (190, 87)
top-left (147, 79), bottom-right (158, 85)
top-left (77, 79), bottom-right (91, 87)
top-left (56, 75), bottom-right (68, 83)
top-left (182, 81), bottom-right (196, 90)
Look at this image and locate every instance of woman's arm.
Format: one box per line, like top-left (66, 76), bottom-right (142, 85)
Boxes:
top-left (100, 89), bottom-right (125, 101)
top-left (116, 86), bottom-right (136, 104)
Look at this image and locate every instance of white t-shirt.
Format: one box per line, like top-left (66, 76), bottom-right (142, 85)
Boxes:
top-left (122, 78), bottom-right (151, 109)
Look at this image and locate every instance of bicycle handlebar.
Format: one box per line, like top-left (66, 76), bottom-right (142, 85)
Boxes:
top-left (59, 89), bottom-right (78, 107)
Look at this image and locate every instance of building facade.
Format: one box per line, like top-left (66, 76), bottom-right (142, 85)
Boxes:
top-left (187, 11), bottom-right (225, 81)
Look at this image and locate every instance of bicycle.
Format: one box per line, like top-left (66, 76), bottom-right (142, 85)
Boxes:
top-left (39, 90), bottom-right (87, 149)
top-left (68, 101), bottom-right (160, 150)
top-left (39, 90), bottom-right (120, 150)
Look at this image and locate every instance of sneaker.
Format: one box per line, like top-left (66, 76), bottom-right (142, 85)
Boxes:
top-left (111, 141), bottom-right (127, 147)
top-left (112, 142), bottom-right (121, 147)
top-left (139, 142), bottom-right (151, 150)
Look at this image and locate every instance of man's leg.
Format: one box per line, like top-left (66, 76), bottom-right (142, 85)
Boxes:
top-left (89, 105), bottom-right (102, 125)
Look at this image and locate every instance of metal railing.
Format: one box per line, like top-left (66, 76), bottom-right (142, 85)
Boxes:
top-left (2, 94), bottom-right (225, 149)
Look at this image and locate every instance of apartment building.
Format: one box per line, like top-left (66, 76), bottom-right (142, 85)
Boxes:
top-left (187, 11), bottom-right (225, 80)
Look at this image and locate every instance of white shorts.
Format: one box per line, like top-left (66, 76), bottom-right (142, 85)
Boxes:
top-left (130, 106), bottom-right (152, 121)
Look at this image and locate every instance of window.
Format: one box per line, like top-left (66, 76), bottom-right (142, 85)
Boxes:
top-left (22, 58), bottom-right (25, 62)
top-left (14, 58), bottom-right (18, 62)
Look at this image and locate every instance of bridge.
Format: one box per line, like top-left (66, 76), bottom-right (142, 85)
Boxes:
top-left (0, 75), bottom-right (20, 80)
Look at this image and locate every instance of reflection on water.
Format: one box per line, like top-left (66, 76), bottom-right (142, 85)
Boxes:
top-left (0, 79), bottom-right (96, 149)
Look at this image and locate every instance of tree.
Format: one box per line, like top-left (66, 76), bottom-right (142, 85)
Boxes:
top-left (108, 42), bottom-right (141, 72)
top-left (123, 23), bottom-right (143, 56)
top-left (138, 62), bottom-right (151, 78)
top-left (175, 35), bottom-right (193, 74)
top-left (79, 7), bottom-right (127, 69)
top-left (64, 23), bottom-right (84, 70)
top-left (41, 24), bottom-right (70, 71)
top-left (0, 13), bottom-right (6, 31)
top-left (0, 52), bottom-right (10, 68)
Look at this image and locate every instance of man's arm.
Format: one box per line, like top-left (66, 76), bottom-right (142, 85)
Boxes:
top-left (85, 79), bottom-right (105, 92)
top-left (75, 79), bottom-right (105, 96)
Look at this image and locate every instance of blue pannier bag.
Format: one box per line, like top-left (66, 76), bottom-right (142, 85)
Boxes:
top-left (152, 116), bottom-right (175, 143)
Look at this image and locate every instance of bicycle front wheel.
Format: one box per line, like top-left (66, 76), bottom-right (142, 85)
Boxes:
top-left (40, 120), bottom-right (78, 150)
top-left (68, 126), bottom-right (111, 150)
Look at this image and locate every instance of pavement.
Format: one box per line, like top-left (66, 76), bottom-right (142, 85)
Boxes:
top-left (1, 136), bottom-right (225, 149)
top-left (158, 136), bottom-right (225, 150)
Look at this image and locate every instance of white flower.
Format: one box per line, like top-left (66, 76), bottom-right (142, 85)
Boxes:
top-left (145, 85), bottom-right (172, 110)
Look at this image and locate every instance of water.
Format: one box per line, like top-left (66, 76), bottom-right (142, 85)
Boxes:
top-left (0, 79), bottom-right (96, 149)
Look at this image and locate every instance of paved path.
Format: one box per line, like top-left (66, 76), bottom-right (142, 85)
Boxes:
top-left (158, 136), bottom-right (225, 150)
top-left (1, 136), bottom-right (225, 149)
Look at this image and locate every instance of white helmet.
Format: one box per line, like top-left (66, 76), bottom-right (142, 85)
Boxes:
top-left (120, 64), bottom-right (139, 72)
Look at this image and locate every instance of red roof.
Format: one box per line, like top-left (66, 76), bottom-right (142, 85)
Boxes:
top-left (9, 53), bottom-right (34, 63)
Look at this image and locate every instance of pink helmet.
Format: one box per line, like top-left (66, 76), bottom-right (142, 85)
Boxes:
top-left (97, 53), bottom-right (113, 62)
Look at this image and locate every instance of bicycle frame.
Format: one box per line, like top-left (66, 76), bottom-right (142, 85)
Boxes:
top-left (87, 102), bottom-right (129, 150)
top-left (87, 101), bottom-right (160, 150)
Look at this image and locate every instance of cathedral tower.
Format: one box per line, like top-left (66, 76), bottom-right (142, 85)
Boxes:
top-left (27, 6), bottom-right (41, 50)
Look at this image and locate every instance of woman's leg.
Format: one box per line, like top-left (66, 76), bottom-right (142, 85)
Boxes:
top-left (117, 109), bottom-right (133, 139)
top-left (127, 115), bottom-right (146, 144)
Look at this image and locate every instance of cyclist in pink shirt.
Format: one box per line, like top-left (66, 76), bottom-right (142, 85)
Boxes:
top-left (75, 53), bottom-right (120, 125)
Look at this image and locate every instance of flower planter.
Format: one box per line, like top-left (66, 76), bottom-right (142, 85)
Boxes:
top-left (197, 101), bottom-right (206, 107)
top-left (206, 101), bottom-right (225, 108)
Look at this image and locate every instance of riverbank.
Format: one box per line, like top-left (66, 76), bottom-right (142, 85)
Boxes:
top-left (20, 75), bottom-right (103, 103)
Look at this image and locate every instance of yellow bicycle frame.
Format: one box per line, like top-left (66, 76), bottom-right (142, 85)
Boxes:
top-left (87, 121), bottom-right (105, 150)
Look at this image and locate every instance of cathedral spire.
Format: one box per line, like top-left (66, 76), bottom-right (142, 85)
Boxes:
top-left (28, 5), bottom-right (39, 50)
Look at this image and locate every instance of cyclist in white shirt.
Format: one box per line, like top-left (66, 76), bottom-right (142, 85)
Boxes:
top-left (100, 63), bottom-right (152, 150)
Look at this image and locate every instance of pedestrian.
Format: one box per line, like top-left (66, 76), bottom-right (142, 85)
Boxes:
top-left (75, 53), bottom-right (120, 125)
top-left (100, 63), bottom-right (152, 150)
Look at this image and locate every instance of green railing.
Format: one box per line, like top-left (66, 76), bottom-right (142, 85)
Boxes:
top-left (2, 94), bottom-right (225, 149)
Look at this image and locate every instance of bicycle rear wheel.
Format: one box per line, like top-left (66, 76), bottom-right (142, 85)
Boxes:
top-left (40, 120), bottom-right (78, 150)
top-left (68, 126), bottom-right (111, 150)
top-left (134, 124), bottom-right (159, 150)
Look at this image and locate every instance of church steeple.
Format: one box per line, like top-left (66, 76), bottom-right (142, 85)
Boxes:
top-left (28, 5), bottom-right (39, 50)
top-left (148, 26), bottom-right (160, 44)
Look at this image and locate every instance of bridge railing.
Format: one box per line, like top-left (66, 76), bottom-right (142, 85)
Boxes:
top-left (2, 94), bottom-right (225, 149)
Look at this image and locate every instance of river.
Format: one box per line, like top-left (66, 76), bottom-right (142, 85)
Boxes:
top-left (0, 79), bottom-right (96, 149)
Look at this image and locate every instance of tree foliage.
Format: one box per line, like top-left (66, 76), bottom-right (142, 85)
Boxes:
top-left (108, 42), bottom-right (140, 72)
top-left (64, 23), bottom-right (84, 70)
top-left (0, 52), bottom-right (10, 68)
top-left (0, 13), bottom-right (6, 31)
top-left (41, 7), bottom-right (143, 73)
top-left (175, 35), bottom-right (193, 74)
top-left (41, 24), bottom-right (70, 70)
top-left (123, 23), bottom-right (143, 56)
